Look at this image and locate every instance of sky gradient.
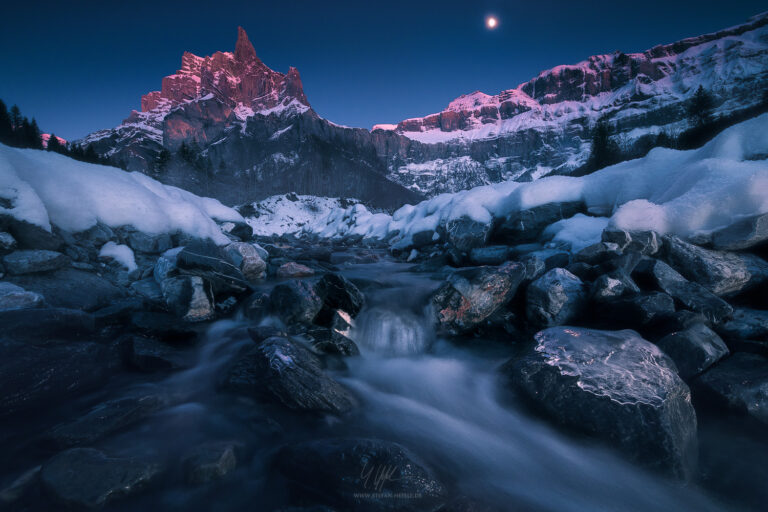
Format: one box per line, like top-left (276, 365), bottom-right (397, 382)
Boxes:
top-left (1, 0), bottom-right (766, 140)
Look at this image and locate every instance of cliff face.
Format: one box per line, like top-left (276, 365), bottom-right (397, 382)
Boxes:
top-left (80, 13), bottom-right (768, 205)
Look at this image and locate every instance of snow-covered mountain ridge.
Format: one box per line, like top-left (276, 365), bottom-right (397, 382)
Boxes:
top-left (80, 13), bottom-right (768, 204)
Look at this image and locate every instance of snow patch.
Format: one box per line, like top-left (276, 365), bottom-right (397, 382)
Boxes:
top-left (99, 242), bottom-right (138, 271)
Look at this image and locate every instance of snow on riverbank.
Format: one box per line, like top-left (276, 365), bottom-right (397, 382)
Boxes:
top-left (306, 113), bottom-right (768, 251)
top-left (0, 144), bottom-right (242, 244)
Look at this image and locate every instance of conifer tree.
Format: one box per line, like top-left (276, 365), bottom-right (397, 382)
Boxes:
top-left (587, 117), bottom-right (621, 171)
top-left (0, 100), bottom-right (13, 145)
top-left (687, 85), bottom-right (714, 126)
top-left (47, 133), bottom-right (62, 153)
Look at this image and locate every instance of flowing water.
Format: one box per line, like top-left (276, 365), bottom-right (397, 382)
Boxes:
top-left (12, 255), bottom-right (756, 511)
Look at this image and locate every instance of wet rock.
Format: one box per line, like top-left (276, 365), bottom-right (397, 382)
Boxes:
top-left (8, 267), bottom-right (126, 311)
top-left (711, 213), bottom-right (768, 251)
top-left (153, 247), bottom-right (182, 283)
top-left (493, 202), bottom-right (584, 244)
top-left (0, 231), bottom-right (17, 254)
top-left (220, 336), bottom-right (356, 414)
top-left (526, 268), bottom-right (586, 328)
top-left (45, 394), bottom-right (169, 448)
top-left (468, 245), bottom-right (513, 266)
top-left (222, 221), bottom-right (253, 241)
top-left (656, 324), bottom-right (729, 379)
top-left (0, 307), bottom-right (95, 343)
top-left (0, 341), bottom-right (116, 417)
top-left (243, 292), bottom-right (270, 321)
top-left (182, 441), bottom-right (238, 485)
top-left (633, 258), bottom-right (733, 324)
top-left (599, 292), bottom-right (676, 329)
top-left (277, 262), bottom-right (315, 278)
top-left (160, 275), bottom-right (215, 322)
top-left (271, 280), bottom-right (324, 325)
top-left (662, 235), bottom-right (768, 296)
top-left (431, 262), bottom-right (525, 334)
top-left (331, 309), bottom-right (354, 335)
top-left (445, 216), bottom-right (491, 252)
top-left (248, 325), bottom-right (287, 343)
top-left (275, 438), bottom-right (446, 512)
top-left (716, 308), bottom-right (768, 341)
top-left (92, 299), bottom-right (145, 328)
top-left (120, 335), bottom-right (194, 371)
top-left (504, 327), bottom-right (697, 479)
top-left (604, 230), bottom-right (662, 256)
top-left (223, 242), bottom-right (266, 281)
top-left (696, 353), bottom-right (768, 425)
top-left (308, 327), bottom-right (360, 356)
top-left (590, 273), bottom-right (632, 302)
top-left (125, 231), bottom-right (172, 254)
top-left (40, 448), bottom-right (161, 509)
top-left (411, 229), bottom-right (437, 248)
top-left (131, 277), bottom-right (165, 306)
top-left (129, 312), bottom-right (198, 344)
top-left (2, 249), bottom-right (67, 275)
top-left (314, 273), bottom-right (365, 324)
top-left (574, 242), bottom-right (621, 266)
top-left (0, 282), bottom-right (44, 310)
top-left (176, 240), bottom-right (249, 295)
top-left (601, 228), bottom-right (631, 250)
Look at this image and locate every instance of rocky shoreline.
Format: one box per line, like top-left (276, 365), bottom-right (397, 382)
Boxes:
top-left (2, 198), bottom-right (768, 511)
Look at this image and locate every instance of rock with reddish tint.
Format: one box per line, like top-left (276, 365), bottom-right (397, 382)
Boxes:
top-left (431, 262), bottom-right (525, 334)
top-left (276, 262), bottom-right (315, 278)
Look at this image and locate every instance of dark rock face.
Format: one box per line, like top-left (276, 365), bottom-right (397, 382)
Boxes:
top-left (176, 240), bottom-right (249, 295)
top-left (711, 213), bottom-right (768, 250)
top-left (220, 336), bottom-right (356, 414)
top-left (504, 327), bottom-right (697, 479)
top-left (599, 292), bottom-right (676, 329)
top-left (314, 273), bottom-right (365, 324)
top-left (696, 353), bottom-right (768, 425)
top-left (0, 341), bottom-right (116, 418)
top-left (274, 438), bottom-right (446, 512)
top-left (716, 308), bottom-right (768, 342)
top-left (307, 327), bottom-right (360, 356)
top-left (45, 394), bottom-right (169, 448)
top-left (633, 258), bottom-right (733, 324)
top-left (445, 216), bottom-right (492, 252)
top-left (182, 441), bottom-right (238, 485)
top-left (493, 202), bottom-right (584, 244)
top-left (662, 236), bottom-right (768, 296)
top-left (159, 275), bottom-right (215, 322)
top-left (40, 448), bottom-right (161, 509)
top-left (2, 249), bottom-right (68, 275)
top-left (526, 268), bottom-right (586, 328)
top-left (7, 267), bottom-right (127, 311)
top-left (129, 312), bottom-right (199, 344)
top-left (656, 324), bottom-right (729, 379)
top-left (431, 262), bottom-right (525, 334)
top-left (270, 280), bottom-right (324, 325)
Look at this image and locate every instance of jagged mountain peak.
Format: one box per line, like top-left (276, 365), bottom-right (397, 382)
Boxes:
top-left (235, 26), bottom-right (258, 63)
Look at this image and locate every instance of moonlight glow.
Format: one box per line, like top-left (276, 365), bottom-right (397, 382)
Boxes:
top-left (486, 16), bottom-right (498, 29)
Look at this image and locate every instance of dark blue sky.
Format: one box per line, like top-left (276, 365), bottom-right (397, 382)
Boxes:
top-left (1, 0), bottom-right (765, 140)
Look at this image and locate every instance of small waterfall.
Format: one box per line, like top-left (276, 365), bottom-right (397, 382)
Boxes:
top-left (352, 306), bottom-right (434, 356)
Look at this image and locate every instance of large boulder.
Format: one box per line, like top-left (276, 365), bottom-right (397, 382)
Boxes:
top-left (223, 242), bottom-right (266, 281)
top-left (431, 262), bottom-right (525, 334)
top-left (314, 273), bottom-right (365, 324)
top-left (494, 201), bottom-right (584, 244)
top-left (175, 240), bottom-right (249, 295)
top-left (160, 275), bottom-right (214, 322)
top-left (445, 216), bottom-right (491, 252)
top-left (0, 282), bottom-right (44, 310)
top-left (598, 292), bottom-right (676, 329)
top-left (274, 438), bottom-right (446, 512)
top-left (220, 336), bottom-right (356, 414)
top-left (40, 448), bottom-right (161, 509)
top-left (656, 324), bottom-right (729, 379)
top-left (0, 340), bottom-right (116, 417)
top-left (716, 308), bottom-right (768, 342)
top-left (45, 394), bottom-right (169, 448)
top-left (504, 327), bottom-right (697, 479)
top-left (2, 249), bottom-right (67, 275)
top-left (526, 268), bottom-right (586, 328)
top-left (662, 235), bottom-right (768, 296)
top-left (633, 258), bottom-right (733, 324)
top-left (7, 267), bottom-right (126, 311)
top-left (711, 213), bottom-right (768, 251)
top-left (270, 280), bottom-right (324, 325)
top-left (696, 353), bottom-right (768, 425)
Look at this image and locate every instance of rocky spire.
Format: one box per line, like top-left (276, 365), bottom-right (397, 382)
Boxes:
top-left (234, 26), bottom-right (257, 62)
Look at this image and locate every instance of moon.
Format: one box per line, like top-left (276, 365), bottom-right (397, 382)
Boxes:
top-left (486, 16), bottom-right (498, 29)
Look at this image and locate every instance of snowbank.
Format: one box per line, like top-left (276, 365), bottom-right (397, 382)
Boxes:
top-left (307, 113), bottom-right (768, 251)
top-left (99, 242), bottom-right (138, 271)
top-left (0, 144), bottom-right (242, 244)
